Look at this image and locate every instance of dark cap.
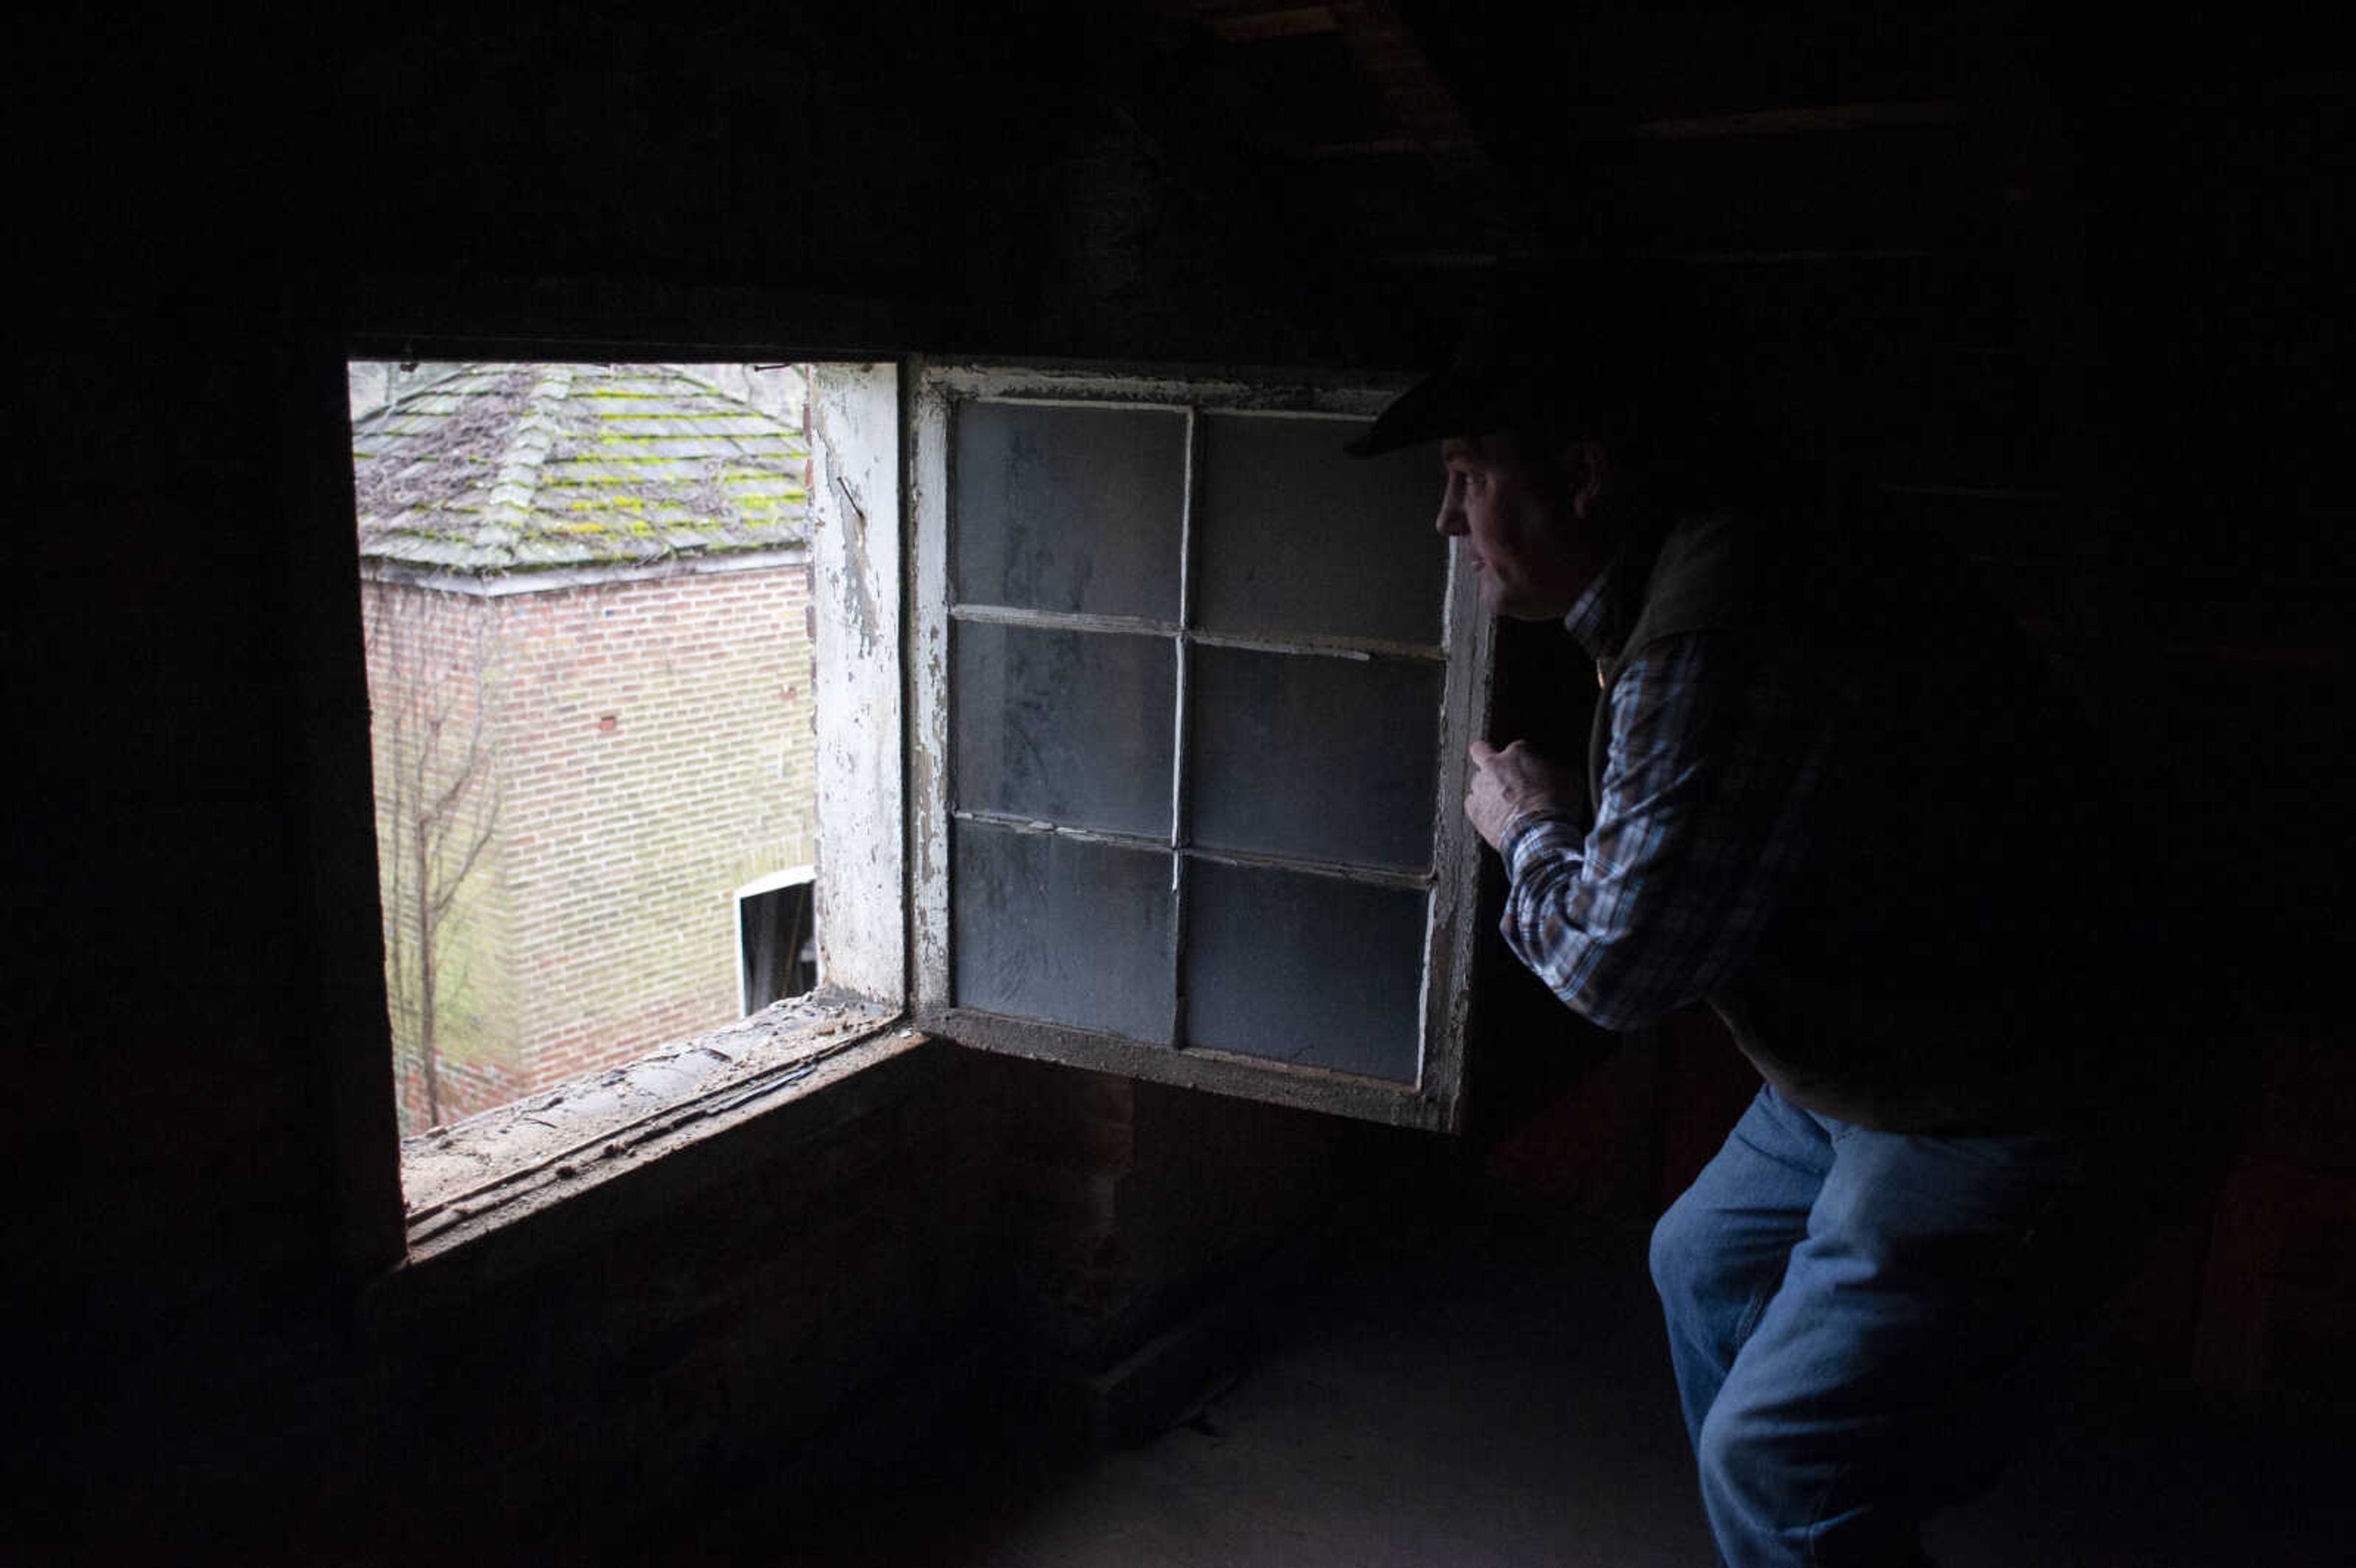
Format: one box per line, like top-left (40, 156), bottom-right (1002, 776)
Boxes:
top-left (1348, 274), bottom-right (1773, 505)
top-left (1344, 358), bottom-right (1542, 456)
top-left (1345, 289), bottom-right (1585, 458)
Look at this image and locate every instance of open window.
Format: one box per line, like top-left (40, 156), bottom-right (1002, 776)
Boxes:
top-left (737, 866), bottom-right (818, 1013)
top-left (344, 353), bottom-right (908, 1243)
top-left (345, 343), bottom-right (1486, 1255)
top-left (910, 363), bottom-right (1492, 1130)
top-left (350, 359), bottom-right (836, 1131)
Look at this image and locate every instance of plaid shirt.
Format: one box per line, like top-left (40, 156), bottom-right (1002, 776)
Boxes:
top-left (1497, 574), bottom-right (1829, 1031)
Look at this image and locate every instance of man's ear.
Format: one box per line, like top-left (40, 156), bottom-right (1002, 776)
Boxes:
top-left (1565, 439), bottom-right (1609, 520)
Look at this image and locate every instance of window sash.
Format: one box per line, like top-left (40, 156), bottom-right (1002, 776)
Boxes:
top-left (910, 361), bottom-right (1492, 1131)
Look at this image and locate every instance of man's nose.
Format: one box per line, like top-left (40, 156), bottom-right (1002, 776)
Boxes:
top-left (1434, 493), bottom-right (1466, 536)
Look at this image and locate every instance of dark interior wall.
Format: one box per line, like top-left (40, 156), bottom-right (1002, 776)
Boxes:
top-left (12, 11), bottom-right (1433, 1554)
top-left (10, 2), bottom-right (2347, 1558)
top-left (320, 4), bottom-right (1440, 365)
top-left (2082, 76), bottom-right (2350, 982)
top-left (1456, 26), bottom-right (2353, 1187)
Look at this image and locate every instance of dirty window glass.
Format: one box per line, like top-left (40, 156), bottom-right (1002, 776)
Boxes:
top-left (944, 394), bottom-right (1451, 1088)
top-left (952, 621), bottom-right (1174, 837)
top-left (952, 821), bottom-right (1176, 1042)
top-left (1194, 413), bottom-right (1442, 645)
top-left (953, 402), bottom-right (1185, 619)
top-left (1188, 645), bottom-right (1441, 872)
top-left (1181, 859), bottom-right (1426, 1081)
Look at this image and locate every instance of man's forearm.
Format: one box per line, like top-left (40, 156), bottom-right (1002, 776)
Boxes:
top-left (1499, 811), bottom-right (1693, 1030)
top-left (1486, 632), bottom-right (1825, 1031)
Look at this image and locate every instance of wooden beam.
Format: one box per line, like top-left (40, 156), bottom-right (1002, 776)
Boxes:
top-left (1201, 4), bottom-right (1339, 44)
top-left (1618, 102), bottom-right (1963, 141)
top-left (1303, 136), bottom-right (1456, 159)
top-left (1328, 0), bottom-right (1484, 165)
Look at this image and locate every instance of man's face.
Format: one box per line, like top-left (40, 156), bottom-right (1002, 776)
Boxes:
top-left (1436, 433), bottom-right (1605, 620)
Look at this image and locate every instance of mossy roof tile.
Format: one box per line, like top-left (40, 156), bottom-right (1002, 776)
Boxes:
top-left (352, 363), bottom-right (809, 574)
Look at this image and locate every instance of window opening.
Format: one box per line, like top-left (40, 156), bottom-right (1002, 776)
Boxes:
top-left (348, 359), bottom-right (824, 1138)
top-left (736, 866), bottom-right (818, 1013)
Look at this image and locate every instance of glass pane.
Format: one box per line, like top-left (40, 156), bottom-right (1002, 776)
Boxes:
top-left (953, 623), bottom-right (1174, 838)
top-left (953, 401), bottom-right (1186, 619)
top-left (1182, 861), bottom-right (1425, 1082)
top-left (953, 821), bottom-right (1174, 1042)
top-left (1189, 646), bottom-right (1441, 872)
top-left (1195, 413), bottom-right (1445, 644)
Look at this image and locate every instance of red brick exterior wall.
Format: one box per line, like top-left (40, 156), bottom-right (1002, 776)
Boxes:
top-left (361, 577), bottom-right (522, 1132)
top-left (364, 557), bottom-right (816, 1134)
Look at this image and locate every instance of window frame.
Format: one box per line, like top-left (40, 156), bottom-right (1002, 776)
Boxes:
top-left (908, 359), bottom-right (1493, 1132)
top-left (310, 339), bottom-right (917, 1269)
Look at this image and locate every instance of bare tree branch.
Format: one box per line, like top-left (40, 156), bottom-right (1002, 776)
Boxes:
top-left (363, 579), bottom-right (502, 1134)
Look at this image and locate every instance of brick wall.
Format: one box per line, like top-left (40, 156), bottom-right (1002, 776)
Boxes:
top-left (990, 1058), bottom-right (1359, 1375)
top-left (360, 578), bottom-right (523, 1131)
top-left (361, 559), bottom-right (817, 1133)
top-left (493, 562), bottom-right (817, 1094)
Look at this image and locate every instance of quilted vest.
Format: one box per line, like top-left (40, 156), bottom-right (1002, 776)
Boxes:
top-left (1586, 510), bottom-right (2139, 1131)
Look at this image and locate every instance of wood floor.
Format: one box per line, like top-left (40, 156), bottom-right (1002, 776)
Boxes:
top-left (679, 1186), bottom-right (2349, 1567)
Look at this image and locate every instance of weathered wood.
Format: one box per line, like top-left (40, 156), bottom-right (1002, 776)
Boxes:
top-left (926, 1005), bottom-right (1455, 1130)
top-left (1617, 102), bottom-right (1961, 141)
top-left (1203, 4), bottom-right (1339, 44)
top-left (401, 997), bottom-right (910, 1244)
top-left (809, 362), bottom-right (909, 1004)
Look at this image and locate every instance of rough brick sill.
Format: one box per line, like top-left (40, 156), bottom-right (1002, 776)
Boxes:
top-left (398, 992), bottom-right (915, 1262)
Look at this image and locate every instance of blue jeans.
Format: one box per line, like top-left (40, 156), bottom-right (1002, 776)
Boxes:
top-left (1649, 1085), bottom-right (2104, 1567)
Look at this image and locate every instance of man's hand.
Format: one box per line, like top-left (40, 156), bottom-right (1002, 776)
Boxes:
top-left (1466, 739), bottom-right (1579, 853)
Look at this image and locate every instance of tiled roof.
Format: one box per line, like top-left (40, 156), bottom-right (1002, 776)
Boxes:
top-left (352, 363), bottom-right (809, 574)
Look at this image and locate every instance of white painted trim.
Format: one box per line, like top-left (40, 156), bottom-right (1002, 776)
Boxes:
top-left (358, 544), bottom-right (810, 598)
top-left (1423, 501), bottom-right (1495, 1131)
top-left (808, 362), bottom-right (908, 1005)
top-left (733, 866), bottom-right (818, 1019)
top-left (909, 364), bottom-right (956, 1013)
top-left (922, 361), bottom-right (1411, 417)
top-left (733, 863), bottom-right (816, 900)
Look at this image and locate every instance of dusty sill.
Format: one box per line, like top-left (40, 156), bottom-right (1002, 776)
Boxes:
top-left (398, 991), bottom-right (915, 1259)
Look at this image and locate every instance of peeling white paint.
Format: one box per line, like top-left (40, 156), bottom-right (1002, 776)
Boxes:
top-left (809, 363), bottom-right (908, 1002)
